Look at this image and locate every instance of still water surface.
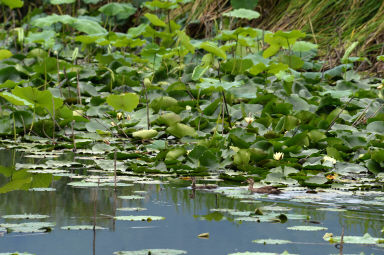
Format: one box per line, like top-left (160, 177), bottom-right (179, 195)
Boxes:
top-left (0, 149), bottom-right (383, 255)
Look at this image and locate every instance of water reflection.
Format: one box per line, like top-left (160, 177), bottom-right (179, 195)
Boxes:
top-left (0, 149), bottom-right (383, 254)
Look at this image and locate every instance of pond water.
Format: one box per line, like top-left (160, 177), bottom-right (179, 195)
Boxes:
top-left (0, 149), bottom-right (384, 255)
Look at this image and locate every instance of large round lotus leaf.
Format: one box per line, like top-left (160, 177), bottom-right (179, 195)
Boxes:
top-left (165, 147), bottom-right (186, 161)
top-left (106, 93), bottom-right (139, 112)
top-left (200, 41), bottom-right (227, 59)
top-left (150, 96), bottom-right (178, 112)
top-left (157, 112), bottom-right (181, 126)
top-left (292, 41), bottom-right (318, 52)
top-left (99, 3), bottom-right (136, 19)
top-left (367, 121), bottom-right (384, 133)
top-left (132, 129), bottom-right (158, 139)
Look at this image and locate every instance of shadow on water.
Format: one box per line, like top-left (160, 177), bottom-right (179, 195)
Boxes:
top-left (0, 149), bottom-right (383, 255)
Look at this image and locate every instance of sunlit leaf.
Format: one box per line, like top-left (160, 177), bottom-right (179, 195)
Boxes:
top-left (1, 0), bottom-right (23, 9)
top-left (0, 49), bottom-right (13, 60)
top-left (106, 93), bottom-right (139, 112)
top-left (223, 8), bottom-right (260, 20)
top-left (200, 41), bottom-right (226, 59)
top-left (144, 13), bottom-right (166, 27)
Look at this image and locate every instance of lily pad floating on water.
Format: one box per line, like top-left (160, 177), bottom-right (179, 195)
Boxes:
top-left (240, 200), bottom-right (262, 204)
top-left (113, 249), bottom-right (186, 255)
top-left (133, 190), bottom-right (148, 195)
top-left (117, 207), bottom-right (147, 211)
top-left (252, 239), bottom-right (292, 245)
top-left (67, 181), bottom-right (100, 187)
top-left (229, 211), bottom-right (253, 217)
top-left (2, 214), bottom-right (49, 220)
top-left (118, 195), bottom-right (145, 200)
top-left (133, 179), bottom-right (166, 184)
top-left (235, 216), bottom-right (281, 223)
top-left (323, 232), bottom-right (383, 244)
top-left (259, 206), bottom-right (291, 212)
top-left (287, 226), bottom-right (328, 231)
top-left (0, 222), bottom-right (55, 233)
top-left (29, 188), bottom-right (56, 191)
top-left (27, 169), bottom-right (69, 174)
top-left (61, 225), bottom-right (107, 230)
top-left (114, 216), bottom-right (165, 221)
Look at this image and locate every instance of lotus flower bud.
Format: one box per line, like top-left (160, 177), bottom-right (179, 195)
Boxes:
top-left (144, 78), bottom-right (151, 87)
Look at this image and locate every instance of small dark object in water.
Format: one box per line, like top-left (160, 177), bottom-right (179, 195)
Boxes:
top-left (191, 177), bottom-right (217, 190)
top-left (245, 178), bottom-right (282, 195)
top-left (306, 190), bottom-right (318, 194)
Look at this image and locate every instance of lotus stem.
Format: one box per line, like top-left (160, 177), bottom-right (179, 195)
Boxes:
top-left (114, 149), bottom-right (117, 190)
top-left (71, 120), bottom-right (76, 152)
top-left (327, 97), bottom-right (354, 132)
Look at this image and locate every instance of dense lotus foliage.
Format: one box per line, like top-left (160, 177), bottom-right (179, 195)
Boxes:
top-left (0, 0), bottom-right (384, 193)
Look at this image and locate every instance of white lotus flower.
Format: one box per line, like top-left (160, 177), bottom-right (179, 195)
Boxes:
top-left (244, 117), bottom-right (254, 125)
top-left (323, 155), bottom-right (336, 164)
top-left (273, 152), bottom-right (284, 161)
top-left (186, 105), bottom-right (192, 111)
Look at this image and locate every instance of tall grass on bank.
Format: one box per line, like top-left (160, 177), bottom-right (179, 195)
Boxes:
top-left (175, 0), bottom-right (384, 71)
